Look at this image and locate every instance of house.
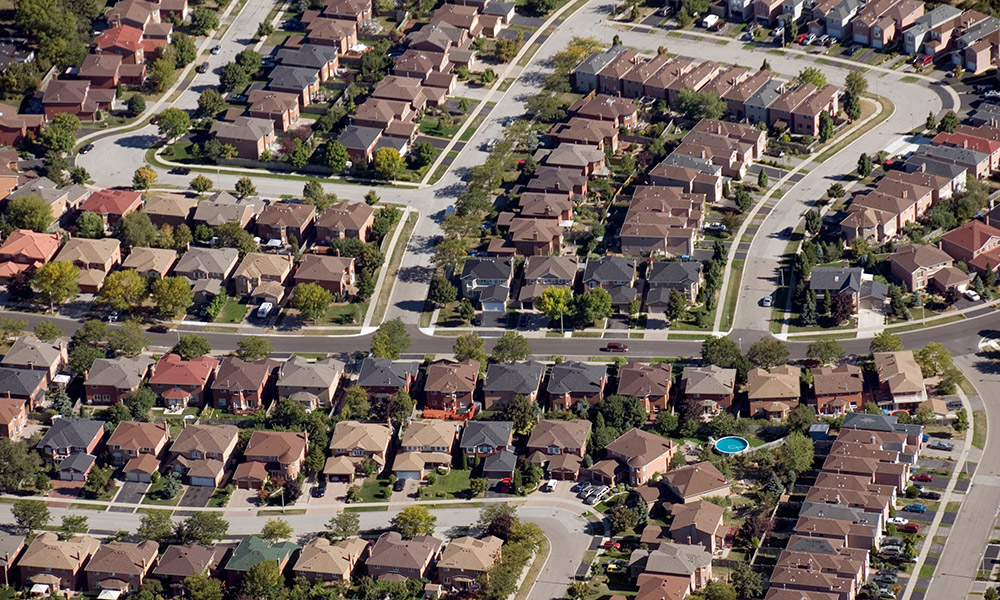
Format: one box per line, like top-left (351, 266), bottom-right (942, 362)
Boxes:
top-left (267, 65), bottom-right (322, 108)
top-left (354, 97), bottom-right (413, 129)
top-left (590, 428), bottom-right (676, 486)
top-left (569, 94), bottom-right (639, 129)
top-left (889, 243), bottom-right (969, 293)
top-left (325, 421), bottom-right (392, 482)
top-left (933, 130), bottom-right (1000, 171)
top-left (681, 365), bottom-right (737, 416)
top-left (94, 24), bottom-right (145, 64)
top-left (168, 424), bottom-right (239, 487)
top-left (149, 354), bottom-right (218, 409)
top-left (293, 537), bottom-right (369, 583)
top-left (78, 189), bottom-right (142, 228)
top-left (537, 144), bottom-right (606, 176)
top-left (316, 202), bottom-right (376, 243)
top-left (143, 193), bottom-right (198, 228)
top-left (809, 266), bottom-right (887, 311)
top-left (172, 247), bottom-right (240, 291)
top-left (337, 124), bottom-right (383, 164)
top-left (700, 66), bottom-right (751, 100)
top-left (620, 54), bottom-right (674, 98)
top-left (461, 421), bottom-right (513, 459)
top-left (85, 541), bottom-right (158, 593)
top-left (9, 177), bottom-right (89, 223)
top-left (424, 359), bottom-right (480, 419)
top-left (84, 356), bottom-right (153, 406)
top-left (524, 166), bottom-right (589, 196)
top-left (209, 117), bottom-right (276, 160)
top-left (940, 219), bottom-right (1000, 273)
top-left (106, 420), bottom-right (169, 469)
top-left (647, 163), bottom-right (722, 204)
top-left (193, 193), bottom-right (262, 229)
top-left (645, 262), bottom-right (704, 312)
top-left (0, 532), bottom-right (24, 589)
top-left (42, 79), bottom-right (114, 121)
top-left (232, 252), bottom-right (293, 303)
top-left (121, 247), bottom-right (177, 281)
top-left (0, 109), bottom-right (43, 148)
top-left (394, 49), bottom-right (449, 80)
top-left (790, 85), bottom-right (840, 137)
top-left (668, 500), bottom-right (726, 553)
top-left (243, 430), bottom-right (308, 482)
top-left (460, 258), bottom-right (514, 309)
top-left (812, 365), bottom-right (863, 416)
top-left (0, 396), bottom-right (27, 439)
top-left (323, 0), bottom-right (372, 22)
top-left (246, 89), bottom-right (302, 132)
top-left (372, 75), bottom-right (429, 110)
top-left (748, 365), bottom-right (802, 420)
top-left (874, 351), bottom-right (926, 411)
top-left (573, 46), bottom-right (627, 92)
top-left (497, 217), bottom-right (563, 257)
top-left (304, 15), bottom-right (359, 53)
top-left (276, 44), bottom-right (339, 81)
top-left (394, 419), bottom-right (458, 480)
top-left (617, 362), bottom-right (672, 418)
top-left (628, 542), bottom-right (712, 590)
top-left (294, 254), bottom-right (356, 298)
top-left (662, 461), bottom-right (730, 503)
top-left (1, 334), bottom-right (67, 384)
top-left (0, 229), bottom-right (60, 283)
top-left (583, 256), bottom-right (637, 311)
top-left (722, 69), bottom-right (774, 119)
top-left (911, 144), bottom-right (991, 180)
top-left (408, 21), bottom-right (467, 53)
top-left (19, 533), bottom-right (100, 593)
top-left (482, 362), bottom-right (544, 410)
top-left (437, 536), bottom-right (503, 590)
top-left (548, 117), bottom-right (619, 151)
top-left (78, 53), bottom-right (145, 89)
top-left (357, 357), bottom-right (419, 399)
top-left (53, 237), bottom-right (121, 293)
top-left (547, 361), bottom-right (607, 411)
top-left (903, 4), bottom-right (963, 54)
top-left (212, 357), bottom-right (278, 414)
top-left (0, 367), bottom-right (46, 409)
top-left (106, 0), bottom-right (159, 29)
top-left (366, 532), bottom-right (443, 580)
top-left (37, 418), bottom-right (105, 463)
top-left (754, 0), bottom-right (784, 23)
top-left (153, 544), bottom-right (223, 590)
top-left (745, 78), bottom-right (787, 126)
top-left (852, 0), bottom-right (924, 48)
top-left (223, 536), bottom-right (300, 586)
top-left (526, 419), bottom-right (591, 480)
top-left (277, 355), bottom-right (345, 409)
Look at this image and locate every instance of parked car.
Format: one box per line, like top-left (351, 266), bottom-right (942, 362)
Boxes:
top-left (257, 302), bottom-right (274, 319)
top-left (881, 538), bottom-right (904, 549)
top-left (887, 517), bottom-right (908, 525)
top-left (796, 33), bottom-right (808, 43)
top-left (773, 26), bottom-right (784, 37)
top-left (147, 325), bottom-right (169, 334)
top-left (311, 484), bottom-right (326, 498)
top-left (816, 34), bottom-right (829, 45)
top-left (604, 342), bottom-right (628, 353)
top-left (211, 44), bottom-right (222, 54)
top-left (196, 61), bottom-right (210, 73)
top-left (393, 479), bottom-right (406, 492)
top-left (804, 33), bottom-right (816, 44)
top-left (874, 573), bottom-right (898, 585)
top-left (606, 561), bottom-right (626, 574)
top-left (762, 294), bottom-right (773, 307)
top-left (169, 167), bottom-right (191, 175)
top-left (898, 523), bottom-right (920, 534)
top-left (918, 54), bottom-right (933, 66)
top-left (912, 473), bottom-right (934, 482)
top-left (602, 539), bottom-right (621, 550)
top-left (542, 479), bottom-right (557, 492)
top-left (577, 484), bottom-right (595, 498)
top-left (920, 491), bottom-right (942, 500)
top-left (80, 143), bottom-right (94, 154)
top-left (928, 441), bottom-right (954, 451)
top-left (705, 222), bottom-right (725, 231)
top-left (106, 310), bottom-right (119, 322)
top-left (903, 503), bottom-right (927, 513)
top-left (965, 289), bottom-right (981, 302)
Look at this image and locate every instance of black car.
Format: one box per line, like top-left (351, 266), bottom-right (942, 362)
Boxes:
top-left (393, 479), bottom-right (406, 492)
top-left (311, 485), bottom-right (326, 498)
top-left (147, 325), bottom-right (169, 333)
top-left (920, 491), bottom-right (942, 500)
top-left (80, 143), bottom-right (94, 154)
top-left (169, 167), bottom-right (191, 175)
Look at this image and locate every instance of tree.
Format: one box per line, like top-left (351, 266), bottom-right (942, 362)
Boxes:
top-left (6, 195), bottom-right (53, 232)
top-left (33, 321), bottom-right (63, 342)
top-left (804, 209), bottom-right (822, 235)
top-left (293, 282), bottom-right (334, 321)
top-left (324, 140), bottom-right (349, 170)
top-left (59, 514), bottom-right (88, 539)
top-left (11, 499), bottom-right (49, 533)
top-left (241, 561), bottom-right (284, 600)
top-left (157, 108), bottom-right (190, 141)
top-left (985, 588), bottom-right (1000, 600)
top-left (939, 110), bottom-right (958, 133)
top-left (746, 337), bottom-right (788, 369)
top-left (326, 511), bottom-right (360, 540)
top-left (371, 318), bottom-right (410, 359)
top-left (183, 574), bottom-right (223, 600)
top-left (76, 210), bottom-right (105, 238)
top-left (108, 320), bottom-right (149, 357)
top-left (607, 505), bottom-right (639, 534)
top-left (220, 61), bottom-right (250, 92)
top-left (190, 7), bottom-right (219, 34)
top-left (796, 67), bottom-right (827, 87)
top-left (126, 94), bottom-right (146, 117)
top-left (428, 272), bottom-right (457, 305)
top-left (537, 286), bottom-right (573, 331)
top-left (32, 261), bottom-right (79, 311)
top-left (215, 222), bottom-right (258, 257)
top-left (779, 431), bottom-right (815, 475)
top-left (819, 111), bottom-right (834, 141)
top-left (172, 32), bottom-right (196, 66)
top-left (843, 92), bottom-right (861, 121)
top-left (702, 581), bottom-right (737, 600)
top-left (117, 210), bottom-right (158, 248)
top-left (259, 518), bottom-right (293, 542)
top-left (807, 340), bottom-right (844, 365)
top-left (256, 20), bottom-right (275, 38)
top-left (654, 411), bottom-right (678, 436)
top-left (955, 408), bottom-right (970, 432)
top-left (409, 141), bottom-right (436, 168)
top-left (831, 292), bottom-right (853, 324)
top-left (98, 269), bottom-right (148, 311)
top-left (574, 287), bottom-right (613, 326)
top-left (454, 333), bottom-right (487, 363)
top-left (844, 69), bottom-right (867, 97)
top-left (172, 335), bottom-right (211, 360)
top-left (234, 177), bottom-right (256, 199)
top-left (180, 512), bottom-right (229, 545)
top-left (735, 187), bottom-right (753, 212)
top-left (137, 510), bottom-right (174, 543)
top-left (235, 49), bottom-right (262, 74)
top-left (124, 386), bottom-right (156, 421)
top-left (925, 111), bottom-right (937, 131)
top-left (0, 438), bottom-right (41, 492)
top-left (503, 394), bottom-right (538, 435)
top-left (147, 56), bottom-right (176, 92)
top-left (342, 385), bottom-right (371, 420)
top-left (915, 342), bottom-right (953, 377)
top-left (373, 147), bottom-right (404, 180)
top-left (69, 167), bottom-right (92, 185)
top-left (236, 336), bottom-right (273, 361)
top-left (757, 168), bottom-right (769, 189)
top-left (870, 330), bottom-right (903, 353)
top-left (133, 166), bottom-right (157, 190)
top-left (151, 276), bottom-right (193, 316)
top-left (492, 331), bottom-right (531, 363)
top-left (197, 89), bottom-right (225, 117)
top-left (470, 477), bottom-right (489, 497)
top-left (673, 88), bottom-right (726, 120)
top-left (391, 505), bottom-right (436, 538)
top-left (857, 153), bottom-right (873, 177)
top-left (665, 290), bottom-right (687, 323)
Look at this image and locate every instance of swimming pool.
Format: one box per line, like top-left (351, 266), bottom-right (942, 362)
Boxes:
top-left (715, 436), bottom-right (750, 455)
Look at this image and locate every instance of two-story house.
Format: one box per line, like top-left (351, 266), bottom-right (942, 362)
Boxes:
top-left (546, 361), bottom-right (607, 411)
top-left (168, 424), bottom-right (239, 487)
top-left (460, 421), bottom-right (513, 459)
top-left (37, 418), bottom-right (105, 464)
top-left (85, 541), bottom-right (158, 593)
top-left (240, 430), bottom-right (308, 484)
top-left (482, 362), bottom-right (544, 411)
top-left (325, 420), bottom-right (392, 482)
top-left (366, 532), bottom-right (442, 580)
top-left (84, 356), bottom-right (153, 405)
top-left (277, 355), bottom-right (345, 410)
top-left (526, 419), bottom-right (592, 480)
top-left (211, 357), bottom-right (278, 414)
top-left (423, 359), bottom-right (480, 420)
top-left (19, 533), bottom-right (100, 593)
top-left (356, 357), bottom-right (419, 400)
top-left (149, 354), bottom-right (219, 409)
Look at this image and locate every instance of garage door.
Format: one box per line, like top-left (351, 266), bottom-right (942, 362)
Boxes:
top-left (190, 476), bottom-right (216, 487)
top-left (396, 471), bottom-right (420, 480)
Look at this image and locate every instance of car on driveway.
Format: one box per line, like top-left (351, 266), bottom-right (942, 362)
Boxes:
top-left (602, 539), bottom-right (620, 550)
top-left (887, 517), bottom-right (908, 525)
top-left (393, 479), bottom-right (406, 492)
top-left (965, 289), bottom-right (981, 302)
top-left (606, 561), bottom-right (626, 574)
top-left (311, 484), bottom-right (326, 498)
top-left (898, 523), bottom-right (920, 534)
top-left (928, 441), bottom-right (954, 451)
top-left (796, 33), bottom-right (807, 43)
top-left (874, 573), bottom-right (898, 585)
top-left (762, 295), bottom-right (773, 307)
top-left (920, 491), bottom-right (942, 500)
top-left (912, 472), bottom-right (934, 482)
top-left (903, 503), bottom-right (927, 513)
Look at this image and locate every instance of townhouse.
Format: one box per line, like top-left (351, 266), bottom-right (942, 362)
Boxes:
top-left (940, 219), bottom-right (1000, 273)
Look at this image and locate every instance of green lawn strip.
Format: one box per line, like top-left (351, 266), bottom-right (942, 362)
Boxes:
top-left (814, 96), bottom-right (894, 163)
top-left (513, 536), bottom-right (551, 600)
top-left (141, 479), bottom-right (182, 506)
top-left (370, 212), bottom-right (417, 325)
top-left (918, 563), bottom-right (936, 579)
top-left (900, 75), bottom-right (919, 83)
top-left (358, 477), bottom-right (392, 502)
top-left (959, 378), bottom-right (977, 396)
top-left (257, 508), bottom-right (307, 515)
top-left (71, 502), bottom-right (109, 511)
top-left (884, 313), bottom-right (964, 333)
top-left (419, 470), bottom-right (472, 499)
top-left (668, 333), bottom-right (711, 340)
top-left (973, 411), bottom-right (986, 450)
top-left (459, 115), bottom-right (486, 142)
top-left (516, 42), bottom-right (543, 67)
top-left (720, 260), bottom-right (744, 331)
top-left (214, 297), bottom-right (248, 323)
top-left (344, 505), bottom-right (389, 512)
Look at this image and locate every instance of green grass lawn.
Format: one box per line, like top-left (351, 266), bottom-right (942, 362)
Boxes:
top-left (720, 260), bottom-right (744, 331)
top-left (208, 488), bottom-right (232, 508)
top-left (142, 478), bottom-right (183, 506)
top-left (215, 298), bottom-right (248, 323)
top-left (419, 469), bottom-right (472, 499)
top-left (973, 411), bottom-right (986, 449)
top-left (419, 114), bottom-right (468, 138)
top-left (162, 140), bottom-right (197, 163)
top-left (358, 477), bottom-right (392, 502)
top-left (324, 302), bottom-right (368, 325)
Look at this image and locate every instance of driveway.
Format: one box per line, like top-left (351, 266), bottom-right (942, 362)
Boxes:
top-left (857, 307), bottom-right (885, 332)
top-left (178, 486), bottom-right (214, 508)
top-left (110, 481), bottom-right (148, 513)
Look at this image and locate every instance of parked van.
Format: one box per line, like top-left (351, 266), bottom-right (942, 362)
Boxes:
top-left (701, 14), bottom-right (719, 28)
top-left (542, 479), bottom-right (557, 492)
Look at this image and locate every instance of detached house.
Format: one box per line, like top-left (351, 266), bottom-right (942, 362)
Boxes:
top-left (153, 544), bottom-right (223, 590)
top-left (547, 361), bottom-right (607, 411)
top-left (681, 365), bottom-right (736, 417)
top-left (366, 532), bottom-right (443, 580)
top-left (168, 424), bottom-right (239, 487)
top-left (294, 254), bottom-right (356, 298)
top-left (526, 419), bottom-right (591, 480)
top-left (277, 355), bottom-right (345, 409)
top-left (256, 202), bottom-right (316, 244)
top-left (247, 89), bottom-right (301, 132)
top-left (106, 420), bottom-right (169, 468)
top-left (0, 397), bottom-right (27, 439)
top-left (461, 421), bottom-right (513, 459)
top-left (53, 237), bottom-right (121, 293)
top-left (0, 229), bottom-right (60, 283)
top-left (84, 541), bottom-right (158, 594)
top-left (812, 365), bottom-right (863, 415)
top-left (482, 361), bottom-right (544, 410)
top-left (293, 538), bottom-right (369, 583)
top-left (121, 247), bottom-right (177, 281)
top-left (241, 430), bottom-right (308, 484)
top-left (747, 365), bottom-right (802, 420)
top-left (617, 362), bottom-right (672, 418)
top-left (149, 354), bottom-right (218, 408)
top-left (889, 243), bottom-right (970, 292)
top-left (325, 420), bottom-right (392, 482)
top-left (394, 419), bottom-right (458, 480)
top-left (874, 351), bottom-right (926, 411)
top-left (78, 189), bottom-right (142, 228)
top-left (1, 334), bottom-right (67, 384)
top-left (357, 357), bottom-right (419, 399)
top-left (590, 428), bottom-right (676, 486)
top-left (316, 202), bottom-right (376, 243)
top-left (37, 418), bottom-right (105, 463)
top-left (424, 359), bottom-right (480, 419)
top-left (662, 461), bottom-right (730, 503)
top-left (209, 117), bottom-right (276, 160)
top-left (224, 537), bottom-right (299, 586)
top-left (437, 536), bottom-right (503, 590)
top-left (939, 219), bottom-right (1000, 273)
top-left (233, 252), bottom-right (293, 304)
top-left (19, 533), bottom-right (100, 594)
top-left (42, 80), bottom-right (114, 121)
top-left (212, 357), bottom-right (278, 414)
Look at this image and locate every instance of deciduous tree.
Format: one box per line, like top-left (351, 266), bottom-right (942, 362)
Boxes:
top-left (98, 269), bottom-right (148, 311)
top-left (32, 261), bottom-right (80, 311)
top-left (492, 332), bottom-right (531, 363)
top-left (151, 276), bottom-right (193, 316)
top-left (236, 336), bottom-right (273, 361)
top-left (12, 499), bottom-right (49, 533)
top-left (292, 282), bottom-right (333, 321)
top-left (391, 505), bottom-right (436, 538)
top-left (371, 318), bottom-right (410, 359)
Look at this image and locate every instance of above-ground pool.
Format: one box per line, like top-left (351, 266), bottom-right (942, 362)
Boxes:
top-left (715, 436), bottom-right (750, 455)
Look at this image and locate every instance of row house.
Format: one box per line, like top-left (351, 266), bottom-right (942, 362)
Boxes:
top-left (620, 53), bottom-right (674, 98)
top-left (903, 5), bottom-right (966, 55)
top-left (596, 49), bottom-right (640, 95)
top-left (722, 69), bottom-right (774, 120)
top-left (648, 163), bottom-right (722, 203)
top-left (851, 0), bottom-right (923, 48)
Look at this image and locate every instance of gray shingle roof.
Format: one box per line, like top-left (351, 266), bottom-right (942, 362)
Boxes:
top-left (38, 418), bottom-right (105, 451)
top-left (482, 449), bottom-right (517, 472)
top-left (484, 362), bottom-right (544, 395)
top-left (0, 367), bottom-right (46, 398)
top-left (275, 44), bottom-right (338, 69)
top-left (547, 361), bottom-right (606, 395)
top-left (809, 267), bottom-right (863, 294)
top-left (338, 125), bottom-right (382, 151)
top-left (583, 257), bottom-right (635, 286)
top-left (479, 284), bottom-right (509, 303)
top-left (86, 356), bottom-right (153, 389)
top-left (461, 421), bottom-right (513, 448)
top-left (916, 144), bottom-right (989, 166)
top-left (903, 156), bottom-right (967, 180)
top-left (647, 261), bottom-right (702, 288)
top-left (460, 258), bottom-right (513, 282)
top-left (357, 357), bottom-right (419, 388)
top-left (268, 65), bottom-right (320, 90)
top-left (574, 46), bottom-right (626, 77)
top-left (58, 452), bottom-right (96, 473)
top-left (746, 79), bottom-right (784, 110)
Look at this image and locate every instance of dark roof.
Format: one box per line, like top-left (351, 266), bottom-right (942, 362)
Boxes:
top-left (746, 79), bottom-right (784, 109)
top-left (461, 421), bottom-right (513, 448)
top-left (583, 256), bottom-right (635, 285)
top-left (357, 357), bottom-right (419, 388)
top-left (547, 361), bottom-right (606, 395)
top-left (482, 449), bottom-right (517, 472)
top-left (479, 284), bottom-right (509, 303)
top-left (0, 366), bottom-right (46, 397)
top-left (809, 267), bottom-right (864, 294)
top-left (38, 418), bottom-right (105, 450)
top-left (647, 261), bottom-right (702, 288)
top-left (338, 124), bottom-right (382, 150)
top-left (483, 1), bottom-right (514, 14)
top-left (841, 412), bottom-right (922, 436)
top-left (267, 65), bottom-right (320, 90)
top-left (275, 44), bottom-right (338, 68)
top-left (574, 46), bottom-right (626, 77)
top-left (460, 258), bottom-right (513, 281)
top-left (861, 280), bottom-right (888, 301)
top-left (903, 156), bottom-right (967, 180)
top-left (484, 362), bottom-right (544, 395)
top-left (58, 452), bottom-right (96, 472)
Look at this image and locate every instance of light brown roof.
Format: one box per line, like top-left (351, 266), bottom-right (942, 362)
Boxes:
top-left (748, 365), bottom-right (801, 400)
top-left (400, 419), bottom-right (458, 449)
top-left (170, 424), bottom-right (239, 456)
top-left (437, 536), bottom-right (502, 572)
top-left (121, 246), bottom-right (177, 275)
top-left (681, 365), bottom-right (735, 396)
top-left (617, 362), bottom-right (671, 397)
top-left (527, 419), bottom-right (591, 449)
top-left (295, 253), bottom-right (355, 283)
top-left (605, 428), bottom-right (675, 467)
top-left (124, 452), bottom-right (160, 474)
top-left (367, 531), bottom-right (442, 571)
top-left (317, 201), bottom-right (375, 232)
top-left (662, 462), bottom-right (729, 499)
top-left (246, 430), bottom-right (308, 463)
top-left (55, 237), bottom-right (121, 264)
top-left (293, 537), bottom-right (368, 576)
top-left (812, 364), bottom-right (863, 396)
top-left (668, 499), bottom-right (724, 536)
top-left (247, 89), bottom-right (300, 115)
top-left (874, 351), bottom-right (925, 394)
top-left (889, 243), bottom-right (953, 273)
top-left (234, 252), bottom-right (293, 280)
top-left (233, 460), bottom-right (269, 481)
top-left (424, 359), bottom-right (479, 394)
top-left (257, 202), bottom-right (316, 229)
top-left (329, 420), bottom-right (392, 453)
top-left (19, 533), bottom-right (100, 571)
top-left (107, 421), bottom-right (169, 451)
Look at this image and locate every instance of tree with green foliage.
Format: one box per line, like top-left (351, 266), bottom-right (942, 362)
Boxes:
top-left (925, 111), bottom-right (937, 131)
top-left (157, 108), bottom-right (190, 142)
top-left (241, 561), bottom-right (284, 600)
top-left (428, 272), bottom-right (457, 305)
top-left (453, 333), bottom-right (487, 364)
top-left (215, 222), bottom-right (258, 257)
top-left (172, 33), bottom-right (196, 66)
top-left (843, 92), bottom-right (861, 121)
top-left (325, 511), bottom-right (360, 540)
top-left (31, 261), bottom-right (79, 311)
top-left (574, 287), bottom-right (613, 326)
top-left (492, 331), bottom-right (531, 363)
top-left (126, 95), bottom-right (146, 118)
top-left (234, 177), bottom-right (256, 199)
top-left (108, 320), bottom-right (149, 358)
top-left (746, 337), bottom-right (789, 369)
top-left (98, 269), bottom-right (148, 311)
top-left (797, 67), bottom-right (827, 87)
top-left (665, 289), bottom-right (687, 323)
top-left (179, 512), bottom-right (229, 545)
top-left (12, 499), bottom-right (49, 533)
top-left (673, 87), bottom-right (726, 120)
top-left (757, 168), bottom-right (769, 189)
top-left (857, 153), bottom-right (873, 177)
top-left (323, 140), bottom-right (349, 170)
top-left (955, 408), bottom-right (970, 432)
top-left (0, 438), bottom-right (41, 493)
top-left (939, 110), bottom-right (958, 133)
top-left (342, 386), bottom-right (370, 420)
top-left (702, 581), bottom-right (737, 600)
top-left (151, 276), bottom-right (193, 316)
top-left (735, 187), bottom-right (753, 212)
top-left (845, 69), bottom-right (867, 96)
top-left (371, 318), bottom-right (411, 359)
top-left (117, 210), bottom-right (158, 249)
top-left (235, 336), bottom-right (273, 362)
top-left (654, 410), bottom-right (679, 437)
top-left (33, 321), bottom-right (63, 342)
top-left (504, 395), bottom-right (538, 435)
top-left (819, 111), bottom-right (834, 141)
top-left (6, 195), bottom-right (54, 232)
top-left (171, 335), bottom-right (211, 360)
top-left (125, 386), bottom-right (156, 421)
top-left (870, 330), bottom-right (903, 353)
top-left (256, 21), bottom-right (275, 38)
top-left (780, 431), bottom-right (815, 475)
top-left (76, 210), bottom-right (105, 239)
top-left (607, 504), bottom-right (639, 534)
top-left (292, 282), bottom-right (334, 322)
top-left (807, 339), bottom-right (844, 365)
top-left (409, 141), bottom-right (436, 168)
top-left (59, 514), bottom-right (88, 539)
top-left (132, 166), bottom-right (157, 190)
top-left (197, 89), bottom-right (225, 117)
top-left (259, 518), bottom-right (293, 542)
top-left (537, 286), bottom-right (574, 331)
top-left (470, 477), bottom-right (489, 497)
top-left (190, 7), bottom-right (219, 34)
top-left (137, 510), bottom-right (174, 543)
top-left (391, 505), bottom-right (436, 538)
top-left (373, 146), bottom-right (404, 180)
top-left (183, 574), bottom-right (223, 600)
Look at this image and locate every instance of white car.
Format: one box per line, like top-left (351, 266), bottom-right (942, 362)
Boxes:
top-left (705, 222), bottom-right (725, 231)
top-left (257, 302), bottom-right (274, 319)
top-left (542, 479), bottom-right (557, 492)
top-left (887, 517), bottom-right (908, 525)
top-left (965, 289), bottom-right (981, 302)
top-left (762, 295), bottom-right (774, 307)
top-left (211, 45), bottom-right (222, 55)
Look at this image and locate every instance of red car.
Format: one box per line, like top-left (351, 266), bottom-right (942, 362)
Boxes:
top-left (796, 33), bottom-right (808, 44)
top-left (603, 540), bottom-right (621, 550)
top-left (918, 54), bottom-right (933, 67)
top-left (898, 523), bottom-right (920, 534)
top-left (911, 473), bottom-right (934, 482)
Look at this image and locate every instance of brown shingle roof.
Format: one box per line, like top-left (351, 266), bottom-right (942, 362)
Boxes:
top-left (107, 421), bottom-right (168, 452)
top-left (662, 462), bottom-right (729, 499)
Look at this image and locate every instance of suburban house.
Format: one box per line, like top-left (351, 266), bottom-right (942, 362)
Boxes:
top-left (84, 541), bottom-right (158, 593)
top-left (247, 89), bottom-right (302, 132)
top-left (223, 536), bottom-right (300, 586)
top-left (256, 202), bottom-right (316, 244)
top-left (18, 533), bottom-right (100, 593)
top-left (518, 256), bottom-right (578, 308)
top-left (232, 252), bottom-right (293, 303)
top-left (366, 532), bottom-right (443, 580)
top-left (590, 428), bottom-right (676, 486)
top-left (149, 354), bottom-right (219, 409)
top-left (546, 361), bottom-right (608, 411)
top-left (78, 189), bottom-right (142, 228)
top-left (0, 532), bottom-right (24, 589)
top-left (423, 359), bottom-right (480, 419)
top-left (662, 461), bottom-right (731, 503)
top-left (168, 424), bottom-right (239, 487)
top-left (0, 229), bottom-right (61, 283)
top-left (53, 237), bottom-right (122, 293)
top-left (1, 334), bottom-right (67, 384)
top-left (120, 247), bottom-right (177, 280)
top-left (153, 544), bottom-right (223, 590)
top-left (668, 500), bottom-right (726, 553)
top-left (357, 357), bottom-right (419, 399)
top-left (294, 254), bottom-right (356, 298)
top-left (57, 453), bottom-right (96, 481)
top-left (519, 192), bottom-right (573, 222)
top-left (316, 202), bottom-right (376, 243)
top-left (645, 261), bottom-right (704, 311)
top-left (173, 247), bottom-right (239, 302)
top-left (37, 418), bottom-right (105, 463)
top-left (0, 397), bottom-right (28, 439)
top-left (9, 177), bottom-right (89, 225)
top-left (812, 365), bottom-right (864, 416)
top-left (193, 193), bottom-right (262, 229)
top-left (209, 117), bottom-right (276, 160)
top-left (212, 357), bottom-right (278, 414)
top-left (939, 219), bottom-right (1000, 273)
top-left (0, 367), bottom-right (47, 408)
top-left (569, 94), bottom-right (639, 128)
top-left (889, 243), bottom-right (971, 292)
top-left (242, 430), bottom-right (308, 483)
top-left (277, 355), bottom-right (345, 409)
top-left (460, 421), bottom-right (513, 459)
top-left (268, 65), bottom-right (322, 107)
top-left (747, 365), bottom-right (802, 420)
top-left (616, 362), bottom-right (672, 419)
top-left (437, 536), bottom-right (503, 590)
top-left (680, 365), bottom-right (737, 416)
top-left (276, 43), bottom-right (340, 79)
top-left (809, 267), bottom-right (887, 311)
top-left (292, 537), bottom-right (369, 582)
top-left (325, 420), bottom-right (392, 482)
top-left (143, 193), bottom-right (198, 228)
top-left (873, 351), bottom-right (926, 411)
top-left (526, 419), bottom-right (592, 480)
top-left (482, 361), bottom-right (544, 410)
top-left (628, 542), bottom-right (713, 590)
top-left (106, 420), bottom-right (169, 467)
top-left (42, 80), bottom-right (114, 121)
top-left (393, 419), bottom-right (458, 480)
top-left (460, 258), bottom-right (514, 310)
top-left (582, 256), bottom-right (637, 312)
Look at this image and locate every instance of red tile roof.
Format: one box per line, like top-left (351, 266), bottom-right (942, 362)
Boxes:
top-left (150, 353), bottom-right (218, 387)
top-left (79, 189), bottom-right (142, 217)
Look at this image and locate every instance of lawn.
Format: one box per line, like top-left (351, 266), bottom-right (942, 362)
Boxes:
top-left (419, 113), bottom-right (468, 138)
top-left (357, 476), bottom-right (392, 502)
top-left (370, 212), bottom-right (417, 324)
top-left (142, 478), bottom-right (183, 506)
top-left (215, 297), bottom-right (248, 323)
top-left (324, 302), bottom-right (367, 325)
top-left (720, 260), bottom-right (744, 331)
top-left (973, 411), bottom-right (986, 450)
top-left (418, 469), bottom-right (472, 499)
top-left (208, 487), bottom-right (232, 508)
